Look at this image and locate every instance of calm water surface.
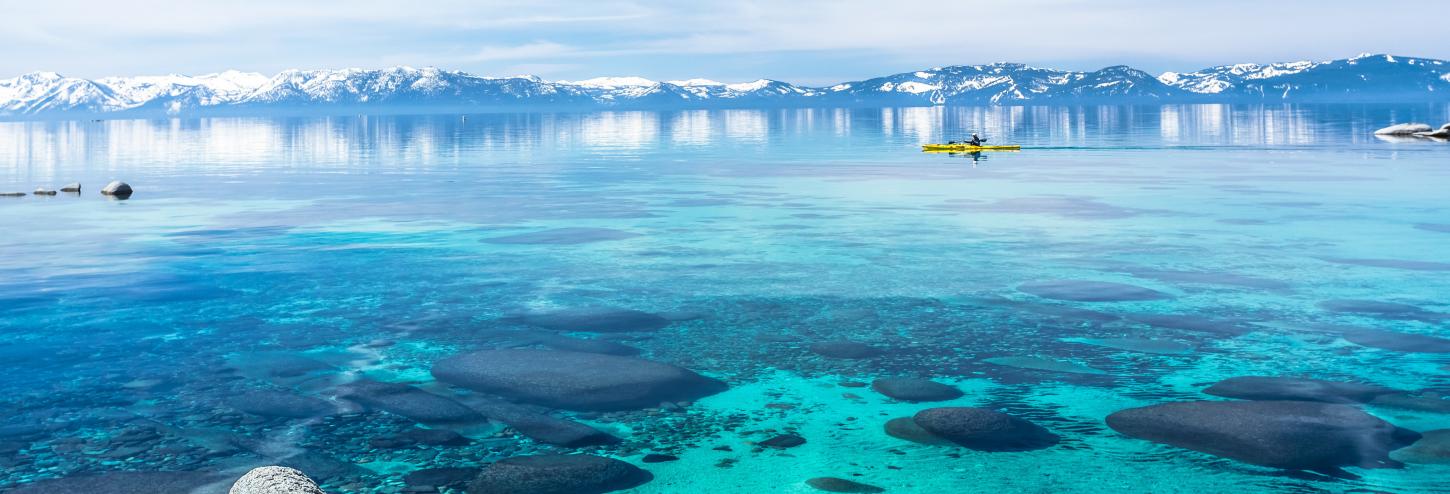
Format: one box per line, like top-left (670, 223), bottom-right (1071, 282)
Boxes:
top-left (2, 104), bottom-right (1449, 493)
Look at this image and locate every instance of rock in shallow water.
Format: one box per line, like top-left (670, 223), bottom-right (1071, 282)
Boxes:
top-left (405, 467), bottom-right (481, 489)
top-left (1341, 328), bottom-right (1450, 353)
top-left (1109, 401), bottom-right (1421, 473)
top-left (911, 407), bottom-right (1059, 451)
top-left (1392, 429), bottom-right (1450, 465)
top-left (515, 307), bottom-right (671, 333)
top-left (10, 471), bottom-right (223, 494)
top-left (433, 349), bottom-right (726, 411)
top-left (884, 417), bottom-right (953, 446)
top-left (871, 378), bottom-right (963, 402)
top-left (59, 183), bottom-right (80, 192)
top-left (1018, 280), bottom-right (1173, 302)
top-left (807, 341), bottom-right (883, 359)
top-left (230, 466), bottom-right (324, 494)
top-left (227, 390), bottom-right (335, 419)
top-left (100, 180), bottom-right (133, 198)
top-left (339, 379), bottom-right (484, 424)
top-left (1204, 376), bottom-right (1397, 404)
top-left (758, 433), bottom-right (806, 449)
top-left (467, 454), bottom-right (652, 494)
top-left (806, 477), bottom-right (885, 493)
top-left (983, 356), bottom-right (1105, 375)
top-left (1318, 299), bottom-right (1443, 321)
top-left (1374, 123), bottom-right (1433, 135)
top-left (481, 227), bottom-right (638, 245)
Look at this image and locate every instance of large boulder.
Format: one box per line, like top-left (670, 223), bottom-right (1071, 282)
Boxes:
top-left (871, 378), bottom-right (963, 402)
top-left (101, 181), bottom-right (133, 198)
top-left (911, 407), bottom-right (1059, 451)
top-left (1392, 429), bottom-right (1450, 465)
top-left (338, 379), bottom-right (484, 424)
top-left (1374, 123), bottom-right (1432, 135)
top-left (514, 307), bottom-right (671, 333)
top-left (433, 349), bottom-right (726, 411)
top-left (467, 455), bottom-right (652, 494)
top-left (1107, 400), bottom-right (1419, 472)
top-left (230, 466), bottom-right (324, 494)
top-left (1203, 376), bottom-right (1397, 404)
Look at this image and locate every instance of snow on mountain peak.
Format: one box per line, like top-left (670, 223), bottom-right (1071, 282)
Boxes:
top-left (563, 76), bottom-right (658, 88)
top-left (725, 79), bottom-right (774, 92)
top-left (667, 78), bottom-right (725, 87)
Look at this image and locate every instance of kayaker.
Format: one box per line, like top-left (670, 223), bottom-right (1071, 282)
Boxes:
top-left (967, 133), bottom-right (984, 146)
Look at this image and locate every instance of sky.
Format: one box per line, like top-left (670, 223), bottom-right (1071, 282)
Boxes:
top-left (2, 0), bottom-right (1445, 84)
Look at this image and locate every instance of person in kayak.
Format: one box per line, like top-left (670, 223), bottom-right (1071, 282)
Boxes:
top-left (967, 133), bottom-right (985, 146)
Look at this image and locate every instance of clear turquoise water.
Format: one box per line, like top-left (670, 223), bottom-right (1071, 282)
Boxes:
top-left (2, 104), bottom-right (1449, 493)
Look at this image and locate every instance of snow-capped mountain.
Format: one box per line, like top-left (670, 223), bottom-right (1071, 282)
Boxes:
top-left (1158, 54), bottom-right (1450, 101)
top-left (3, 54), bottom-right (1448, 120)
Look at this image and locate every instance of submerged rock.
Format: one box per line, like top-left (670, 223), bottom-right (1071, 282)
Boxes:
top-left (1374, 123), bottom-right (1432, 135)
top-left (983, 356), bottom-right (1106, 375)
top-left (1065, 337), bottom-right (1193, 355)
top-left (758, 433), bottom-right (806, 449)
top-left (405, 467), bottom-right (481, 490)
top-left (516, 307), bottom-right (671, 333)
top-left (507, 413), bottom-right (620, 447)
top-left (1018, 280), bottom-right (1173, 302)
top-left (339, 379), bottom-right (484, 424)
top-left (1370, 392), bottom-right (1450, 413)
top-left (9, 471), bottom-right (223, 494)
top-left (806, 477), bottom-right (886, 493)
top-left (1320, 258), bottom-right (1450, 272)
top-left (871, 378), bottom-right (963, 402)
top-left (911, 407), bottom-right (1059, 451)
top-left (1341, 328), bottom-right (1450, 353)
top-left (467, 454), bottom-right (652, 494)
top-left (1318, 299), bottom-right (1443, 320)
top-left (1204, 376), bottom-right (1396, 404)
top-left (482, 227), bottom-right (638, 245)
top-left (1107, 400), bottom-right (1420, 472)
top-left (529, 333), bottom-right (642, 356)
top-left (1392, 429), bottom-right (1450, 465)
top-left (808, 341), bottom-right (883, 359)
top-left (59, 183), bottom-right (80, 192)
top-left (884, 417), bottom-right (953, 445)
top-left (226, 390), bottom-right (335, 419)
top-left (100, 180), bottom-right (133, 198)
top-left (433, 349), bottom-right (726, 411)
top-left (1126, 314), bottom-right (1250, 336)
top-left (230, 466), bottom-right (324, 494)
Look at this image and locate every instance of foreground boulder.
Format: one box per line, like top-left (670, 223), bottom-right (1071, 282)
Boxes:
top-left (871, 378), bottom-right (963, 402)
top-left (101, 180), bottom-right (133, 198)
top-left (1374, 123), bottom-right (1432, 135)
top-left (911, 407), bottom-right (1059, 451)
top-left (230, 466), bottom-right (324, 494)
top-left (1106, 400), bottom-right (1420, 473)
top-left (433, 349), bottom-right (726, 411)
top-left (467, 455), bottom-right (652, 494)
top-left (1203, 376), bottom-right (1396, 404)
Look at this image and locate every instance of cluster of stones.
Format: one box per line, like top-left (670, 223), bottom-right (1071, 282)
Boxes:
top-left (1, 181), bottom-right (132, 198)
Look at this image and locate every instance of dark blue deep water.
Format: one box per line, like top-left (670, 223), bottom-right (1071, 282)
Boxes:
top-left (2, 104), bottom-right (1449, 493)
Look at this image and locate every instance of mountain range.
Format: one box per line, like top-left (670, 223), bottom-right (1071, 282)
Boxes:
top-left (2, 54), bottom-right (1447, 120)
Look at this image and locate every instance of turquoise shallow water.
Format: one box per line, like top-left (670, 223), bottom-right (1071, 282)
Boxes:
top-left (2, 104), bottom-right (1450, 493)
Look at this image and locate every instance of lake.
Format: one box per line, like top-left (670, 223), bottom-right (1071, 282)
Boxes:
top-left (2, 104), bottom-right (1449, 493)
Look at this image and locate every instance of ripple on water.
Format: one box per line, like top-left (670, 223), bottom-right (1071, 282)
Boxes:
top-left (480, 227), bottom-right (640, 244)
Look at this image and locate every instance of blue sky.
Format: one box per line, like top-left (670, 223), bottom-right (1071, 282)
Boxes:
top-left (3, 0), bottom-right (1445, 84)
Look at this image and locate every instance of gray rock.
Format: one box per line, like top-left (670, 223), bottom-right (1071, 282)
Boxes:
top-left (806, 477), bottom-right (885, 493)
top-left (1018, 280), bottom-right (1172, 302)
top-left (229, 466), bottom-right (324, 494)
top-left (467, 454), bottom-right (652, 494)
top-left (884, 417), bottom-right (953, 445)
top-left (226, 390), bottom-right (335, 419)
top-left (1107, 400), bottom-right (1420, 472)
top-left (1374, 123), bottom-right (1433, 135)
top-left (9, 471), bottom-right (223, 494)
top-left (433, 349), bottom-right (726, 411)
top-left (514, 307), bottom-right (671, 333)
top-left (0, 191), bottom-right (26, 197)
top-left (405, 467), bottom-right (480, 489)
top-left (338, 379), bottom-right (484, 424)
top-left (1204, 376), bottom-right (1398, 404)
top-left (32, 188), bottom-right (56, 196)
top-left (758, 433), bottom-right (806, 449)
top-left (871, 378), bottom-right (963, 402)
top-left (1392, 429), bottom-right (1450, 465)
top-left (911, 407), bottom-right (1059, 451)
top-left (807, 341), bottom-right (883, 359)
top-left (59, 183), bottom-right (80, 192)
top-left (100, 180), bottom-right (133, 197)
top-left (1442, 123), bottom-right (1450, 131)
top-left (1414, 128), bottom-right (1450, 138)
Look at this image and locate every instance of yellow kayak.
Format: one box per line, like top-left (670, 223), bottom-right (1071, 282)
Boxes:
top-left (922, 144), bottom-right (1022, 151)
